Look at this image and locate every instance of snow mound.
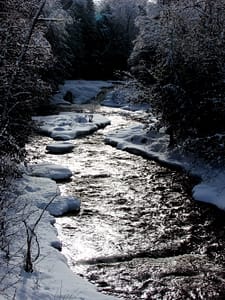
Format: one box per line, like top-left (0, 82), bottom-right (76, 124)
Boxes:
top-left (105, 125), bottom-right (185, 169)
top-left (46, 141), bottom-right (75, 154)
top-left (17, 174), bottom-right (60, 199)
top-left (193, 172), bottom-right (225, 210)
top-left (27, 163), bottom-right (73, 181)
top-left (51, 80), bottom-right (113, 105)
top-left (37, 195), bottom-right (81, 216)
top-left (33, 113), bottom-right (110, 141)
top-left (16, 176), bottom-right (80, 216)
top-left (106, 125), bottom-right (225, 211)
top-left (101, 89), bottom-right (151, 112)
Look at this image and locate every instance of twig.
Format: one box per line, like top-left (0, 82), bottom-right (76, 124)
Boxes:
top-left (23, 193), bottom-right (57, 272)
top-left (38, 17), bottom-right (64, 22)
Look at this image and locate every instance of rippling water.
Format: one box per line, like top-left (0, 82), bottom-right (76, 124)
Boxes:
top-left (27, 105), bottom-right (225, 300)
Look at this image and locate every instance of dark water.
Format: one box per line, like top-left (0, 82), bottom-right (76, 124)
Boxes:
top-left (27, 105), bottom-right (225, 300)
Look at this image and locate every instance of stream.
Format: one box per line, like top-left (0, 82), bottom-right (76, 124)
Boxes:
top-left (27, 100), bottom-right (225, 299)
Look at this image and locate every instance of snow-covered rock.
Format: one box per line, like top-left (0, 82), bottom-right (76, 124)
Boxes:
top-left (16, 174), bottom-right (60, 202)
top-left (27, 163), bottom-right (73, 181)
top-left (51, 80), bottom-right (113, 105)
top-left (37, 195), bottom-right (81, 216)
top-left (33, 113), bottom-right (110, 141)
top-left (16, 175), bottom-right (79, 216)
top-left (192, 172), bottom-right (225, 211)
top-left (46, 141), bottom-right (75, 154)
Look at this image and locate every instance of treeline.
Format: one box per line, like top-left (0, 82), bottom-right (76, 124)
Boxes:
top-left (48, 0), bottom-right (147, 78)
top-left (0, 0), bottom-right (147, 173)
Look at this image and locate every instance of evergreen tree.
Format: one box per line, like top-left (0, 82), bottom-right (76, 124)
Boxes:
top-left (95, 0), bottom-right (147, 78)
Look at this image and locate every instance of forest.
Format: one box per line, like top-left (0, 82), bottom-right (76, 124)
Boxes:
top-left (1, 0), bottom-right (225, 298)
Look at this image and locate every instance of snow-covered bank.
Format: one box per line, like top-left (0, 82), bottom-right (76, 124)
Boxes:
top-left (100, 81), bottom-right (225, 211)
top-left (105, 125), bottom-right (225, 211)
top-left (1, 79), bottom-right (119, 299)
top-left (0, 169), bottom-right (117, 300)
top-left (101, 81), bottom-right (151, 112)
top-left (51, 80), bottom-right (113, 105)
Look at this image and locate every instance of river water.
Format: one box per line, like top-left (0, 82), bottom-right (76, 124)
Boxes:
top-left (27, 103), bottom-right (225, 299)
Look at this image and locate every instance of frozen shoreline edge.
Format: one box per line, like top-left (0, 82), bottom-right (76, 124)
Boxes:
top-left (4, 172), bottom-right (118, 300)
top-left (105, 125), bottom-right (225, 211)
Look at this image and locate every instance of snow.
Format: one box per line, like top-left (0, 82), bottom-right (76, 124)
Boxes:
top-left (15, 175), bottom-right (80, 217)
top-left (26, 163), bottom-right (73, 181)
top-left (102, 89), bottom-right (131, 108)
top-left (192, 172), bottom-right (225, 210)
top-left (101, 86), bottom-right (151, 112)
top-left (0, 173), bottom-right (116, 300)
top-left (51, 80), bottom-right (113, 105)
top-left (37, 195), bottom-right (81, 217)
top-left (105, 125), bottom-right (186, 169)
top-left (46, 141), bottom-right (75, 154)
top-left (105, 125), bottom-right (225, 211)
top-left (33, 113), bottom-right (110, 141)
top-left (13, 233), bottom-right (116, 299)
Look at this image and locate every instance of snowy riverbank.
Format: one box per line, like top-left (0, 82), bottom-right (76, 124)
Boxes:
top-left (0, 171), bottom-right (117, 300)
top-left (0, 81), bottom-right (118, 300)
top-left (105, 124), bottom-right (225, 211)
top-left (50, 79), bottom-right (225, 211)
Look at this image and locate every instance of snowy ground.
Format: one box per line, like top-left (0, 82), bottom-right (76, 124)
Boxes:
top-left (0, 173), bottom-right (116, 300)
top-left (101, 86), bottom-right (150, 111)
top-left (51, 80), bottom-right (113, 105)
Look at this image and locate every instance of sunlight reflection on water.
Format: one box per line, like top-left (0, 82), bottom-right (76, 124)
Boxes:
top-left (26, 104), bottom-right (224, 300)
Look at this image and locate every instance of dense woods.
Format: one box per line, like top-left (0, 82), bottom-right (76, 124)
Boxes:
top-left (130, 0), bottom-right (225, 161)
